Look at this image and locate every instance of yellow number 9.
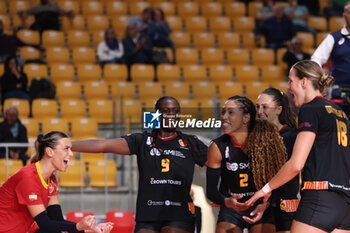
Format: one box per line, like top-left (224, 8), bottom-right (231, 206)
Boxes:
top-left (161, 158), bottom-right (170, 172)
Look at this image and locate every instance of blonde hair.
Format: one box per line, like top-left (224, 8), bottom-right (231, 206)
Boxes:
top-left (292, 60), bottom-right (334, 96)
top-left (30, 131), bottom-right (68, 163)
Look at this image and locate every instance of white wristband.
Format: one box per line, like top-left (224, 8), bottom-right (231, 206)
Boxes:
top-left (262, 183), bottom-right (272, 194)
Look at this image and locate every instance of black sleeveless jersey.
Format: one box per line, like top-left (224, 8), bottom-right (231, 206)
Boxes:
top-left (213, 134), bottom-right (256, 203)
top-left (298, 97), bottom-right (350, 199)
top-left (122, 131), bottom-right (208, 221)
top-left (278, 125), bottom-right (299, 200)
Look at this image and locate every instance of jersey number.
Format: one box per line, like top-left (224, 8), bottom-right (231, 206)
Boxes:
top-left (161, 158), bottom-right (170, 172)
top-left (336, 119), bottom-right (348, 147)
top-left (239, 174), bottom-right (248, 187)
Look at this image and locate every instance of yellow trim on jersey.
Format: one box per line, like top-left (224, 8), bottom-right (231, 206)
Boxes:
top-left (301, 181), bottom-right (328, 190)
top-left (35, 162), bottom-right (48, 189)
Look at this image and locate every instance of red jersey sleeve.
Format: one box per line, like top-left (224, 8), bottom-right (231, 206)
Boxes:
top-left (15, 174), bottom-right (44, 206)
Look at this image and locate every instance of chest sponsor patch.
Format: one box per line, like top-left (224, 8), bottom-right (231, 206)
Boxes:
top-left (29, 193), bottom-right (38, 201)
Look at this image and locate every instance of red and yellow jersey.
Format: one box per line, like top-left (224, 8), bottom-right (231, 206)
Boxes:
top-left (0, 162), bottom-right (58, 233)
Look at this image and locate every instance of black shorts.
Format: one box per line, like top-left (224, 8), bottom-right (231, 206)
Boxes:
top-left (295, 190), bottom-right (350, 232)
top-left (273, 206), bottom-right (296, 231)
top-left (134, 220), bottom-right (195, 233)
top-left (217, 204), bottom-right (275, 230)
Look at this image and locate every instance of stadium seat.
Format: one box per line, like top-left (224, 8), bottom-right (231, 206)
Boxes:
top-left (316, 32), bottom-right (328, 47)
top-left (185, 17), bottom-right (207, 33)
top-left (129, 2), bottom-right (151, 16)
top-left (42, 30), bottom-right (65, 47)
top-left (177, 2), bottom-right (199, 17)
top-left (296, 32), bottom-right (315, 50)
top-left (41, 118), bottom-right (69, 134)
top-left (142, 98), bottom-right (158, 109)
top-left (191, 81), bottom-right (217, 99)
top-left (92, 30), bottom-right (105, 47)
top-left (176, 48), bottom-right (199, 65)
top-left (81, 152), bottom-right (105, 163)
top-left (198, 98), bottom-right (219, 120)
top-left (0, 15), bottom-right (10, 32)
top-left (269, 81), bottom-right (288, 93)
top-left (260, 65), bottom-right (286, 82)
top-left (71, 118), bottom-right (98, 138)
top-left (66, 211), bottom-right (94, 222)
top-left (9, 0), bottom-right (29, 15)
top-left (233, 17), bottom-right (255, 33)
top-left (164, 82), bottom-right (190, 100)
top-left (4, 98), bottom-right (30, 119)
top-left (153, 2), bottom-right (175, 16)
top-left (226, 48), bottom-right (250, 66)
top-left (251, 48), bottom-right (275, 65)
top-left (201, 2), bottom-right (223, 18)
top-left (244, 82), bottom-right (270, 100)
top-left (0, 159), bottom-right (23, 185)
top-left (208, 65), bottom-right (234, 83)
top-left (182, 65), bottom-right (207, 82)
top-left (88, 99), bottom-right (114, 123)
top-left (178, 99), bottom-right (199, 119)
top-left (217, 32), bottom-right (240, 49)
top-left (166, 16), bottom-right (183, 32)
top-left (19, 46), bottom-right (41, 61)
top-left (170, 32), bottom-right (191, 48)
top-left (50, 64), bottom-right (75, 83)
top-left (235, 65), bottom-right (259, 83)
top-left (17, 29), bottom-right (40, 45)
top-left (104, 64), bottom-right (128, 83)
top-left (105, 210), bottom-right (135, 233)
top-left (56, 81), bottom-right (82, 100)
top-left (225, 2), bottom-right (246, 19)
top-left (87, 15), bottom-right (109, 33)
top-left (62, 15), bottom-right (85, 32)
top-left (72, 48), bottom-right (96, 65)
top-left (248, 1), bottom-right (263, 18)
top-left (137, 82), bottom-right (163, 99)
top-left (130, 64), bottom-right (155, 82)
top-left (57, 0), bottom-right (79, 15)
top-left (156, 64), bottom-right (181, 82)
top-left (201, 48), bottom-right (225, 65)
top-left (46, 47), bottom-right (70, 65)
top-left (82, 1), bottom-right (103, 16)
top-left (329, 16), bottom-right (344, 33)
top-left (0, 64), bottom-right (3, 76)
top-left (217, 81), bottom-right (244, 99)
top-left (120, 99), bottom-right (143, 124)
top-left (76, 64), bottom-right (101, 83)
top-left (0, 2), bottom-right (7, 15)
top-left (192, 32), bottom-right (215, 49)
top-left (32, 99), bottom-right (58, 119)
top-left (12, 14), bottom-right (35, 30)
top-left (209, 17), bottom-right (231, 34)
top-left (83, 81), bottom-right (109, 100)
top-left (60, 99), bottom-right (87, 119)
top-left (59, 161), bottom-right (86, 188)
top-left (307, 16), bottom-right (327, 32)
top-left (23, 64), bottom-right (48, 82)
top-left (111, 16), bottom-right (129, 35)
top-left (241, 32), bottom-right (261, 48)
top-left (110, 82), bottom-right (136, 99)
top-left (21, 118), bottom-right (39, 138)
top-left (105, 1), bottom-right (127, 19)
top-left (67, 31), bottom-right (90, 48)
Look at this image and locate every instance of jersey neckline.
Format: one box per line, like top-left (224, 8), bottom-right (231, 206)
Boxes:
top-left (157, 132), bottom-right (178, 141)
top-left (230, 137), bottom-right (245, 148)
top-left (35, 162), bottom-right (49, 189)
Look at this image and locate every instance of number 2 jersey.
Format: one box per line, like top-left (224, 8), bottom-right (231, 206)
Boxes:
top-left (298, 96), bottom-right (350, 199)
top-left (213, 134), bottom-right (256, 202)
top-left (122, 131), bottom-right (208, 222)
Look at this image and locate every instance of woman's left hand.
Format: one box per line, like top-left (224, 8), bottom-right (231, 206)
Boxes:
top-left (245, 189), bottom-right (271, 207)
top-left (242, 202), bottom-right (270, 224)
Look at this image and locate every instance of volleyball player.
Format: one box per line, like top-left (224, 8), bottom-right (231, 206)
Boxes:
top-left (0, 131), bottom-right (113, 233)
top-left (72, 96), bottom-right (208, 233)
top-left (256, 88), bottom-right (299, 233)
top-left (247, 60), bottom-right (350, 232)
top-left (206, 96), bottom-right (287, 233)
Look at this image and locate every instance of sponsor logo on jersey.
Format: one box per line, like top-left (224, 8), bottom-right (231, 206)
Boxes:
top-left (29, 193), bottom-right (38, 201)
top-left (178, 139), bottom-right (185, 147)
top-left (147, 200), bottom-right (182, 207)
top-left (150, 148), bottom-right (185, 158)
top-left (225, 146), bottom-right (229, 159)
top-left (188, 202), bottom-right (195, 214)
top-left (143, 110), bottom-right (161, 129)
top-left (226, 162), bottom-right (251, 171)
top-left (228, 190), bottom-right (255, 197)
top-left (146, 136), bottom-right (152, 145)
top-left (298, 122), bottom-right (312, 129)
top-left (150, 177), bottom-right (182, 185)
top-left (280, 199), bottom-right (299, 212)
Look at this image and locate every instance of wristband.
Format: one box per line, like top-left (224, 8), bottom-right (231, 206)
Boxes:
top-left (262, 183), bottom-right (272, 194)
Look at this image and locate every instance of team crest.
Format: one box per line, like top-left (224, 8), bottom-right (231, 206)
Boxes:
top-left (225, 146), bottom-right (230, 159)
top-left (29, 193), bottom-right (38, 201)
top-left (48, 181), bottom-right (56, 195)
top-left (188, 202), bottom-right (195, 214)
top-left (146, 136), bottom-right (152, 146)
top-left (178, 139), bottom-right (185, 147)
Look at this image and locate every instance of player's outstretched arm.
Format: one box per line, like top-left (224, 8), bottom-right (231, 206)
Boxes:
top-left (72, 138), bottom-right (131, 155)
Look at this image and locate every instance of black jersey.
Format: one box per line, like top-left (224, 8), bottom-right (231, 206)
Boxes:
top-left (213, 134), bottom-right (256, 202)
top-left (122, 131), bottom-right (208, 222)
top-left (279, 125), bottom-right (299, 200)
top-left (298, 96), bottom-right (350, 198)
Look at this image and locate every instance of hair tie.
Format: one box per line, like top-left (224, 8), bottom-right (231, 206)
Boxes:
top-left (37, 134), bottom-right (44, 143)
top-left (319, 73), bottom-right (330, 87)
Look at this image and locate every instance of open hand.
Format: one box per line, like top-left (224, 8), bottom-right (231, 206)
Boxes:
top-left (224, 195), bottom-right (250, 212)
